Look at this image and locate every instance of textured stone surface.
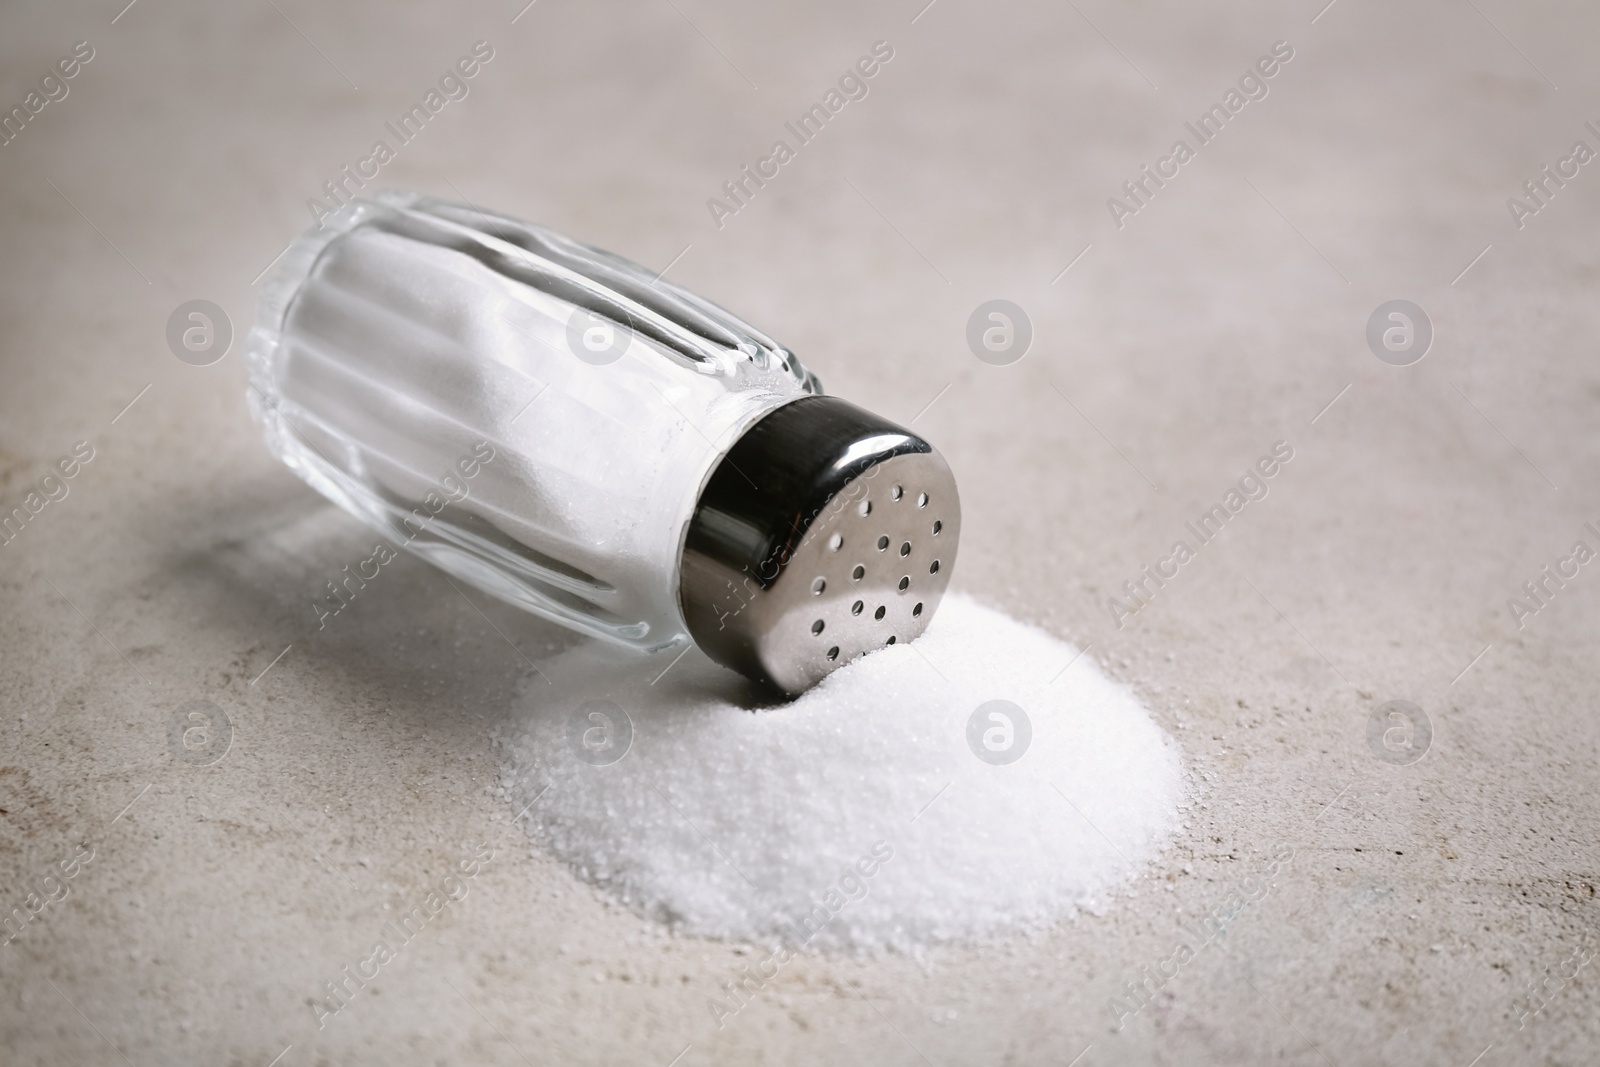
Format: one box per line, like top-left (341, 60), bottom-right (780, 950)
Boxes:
top-left (1, 1), bottom-right (1597, 1064)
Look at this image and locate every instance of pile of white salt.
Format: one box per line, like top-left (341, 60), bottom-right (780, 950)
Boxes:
top-left (494, 594), bottom-right (1183, 951)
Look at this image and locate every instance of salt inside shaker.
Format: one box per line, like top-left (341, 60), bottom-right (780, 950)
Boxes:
top-left (248, 191), bottom-right (959, 695)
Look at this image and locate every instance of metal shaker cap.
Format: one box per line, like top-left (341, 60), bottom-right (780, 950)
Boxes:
top-left (678, 395), bottom-right (960, 696)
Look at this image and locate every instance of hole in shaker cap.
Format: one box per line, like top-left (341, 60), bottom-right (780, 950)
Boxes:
top-left (859, 500), bottom-right (872, 517)
top-left (876, 536), bottom-right (889, 551)
top-left (912, 602), bottom-right (924, 617)
top-left (851, 564), bottom-right (865, 581)
top-left (828, 533), bottom-right (843, 551)
top-left (898, 576), bottom-right (910, 592)
top-left (929, 560), bottom-right (940, 574)
top-left (874, 605), bottom-right (886, 621)
top-left (851, 600), bottom-right (864, 615)
top-left (917, 492), bottom-right (929, 508)
top-left (932, 520), bottom-right (942, 535)
top-left (891, 485), bottom-right (903, 500)
top-left (827, 646), bottom-right (839, 661)
top-left (886, 635), bottom-right (897, 645)
top-left (811, 619), bottom-right (825, 635)
top-left (899, 541), bottom-right (911, 557)
top-left (811, 577), bottom-right (826, 595)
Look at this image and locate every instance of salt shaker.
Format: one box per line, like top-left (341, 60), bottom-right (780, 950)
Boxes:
top-left (248, 191), bottom-right (959, 695)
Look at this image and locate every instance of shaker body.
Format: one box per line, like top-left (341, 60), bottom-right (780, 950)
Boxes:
top-left (247, 192), bottom-right (819, 651)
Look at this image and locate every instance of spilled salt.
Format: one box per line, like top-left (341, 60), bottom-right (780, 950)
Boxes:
top-left (495, 594), bottom-right (1183, 951)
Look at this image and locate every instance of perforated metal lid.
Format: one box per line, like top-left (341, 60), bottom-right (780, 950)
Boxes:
top-left (679, 395), bottom-right (961, 696)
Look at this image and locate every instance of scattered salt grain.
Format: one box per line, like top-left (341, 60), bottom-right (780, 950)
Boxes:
top-left (497, 594), bottom-right (1183, 951)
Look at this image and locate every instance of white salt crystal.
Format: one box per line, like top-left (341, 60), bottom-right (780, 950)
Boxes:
top-left (497, 594), bottom-right (1183, 951)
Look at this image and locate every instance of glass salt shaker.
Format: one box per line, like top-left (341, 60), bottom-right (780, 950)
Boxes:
top-left (248, 191), bottom-right (959, 695)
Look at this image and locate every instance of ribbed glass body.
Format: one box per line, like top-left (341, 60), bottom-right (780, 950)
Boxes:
top-left (247, 192), bottom-right (819, 651)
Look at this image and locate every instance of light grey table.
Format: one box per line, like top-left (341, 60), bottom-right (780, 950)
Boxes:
top-left (2, 1), bottom-right (1597, 1063)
